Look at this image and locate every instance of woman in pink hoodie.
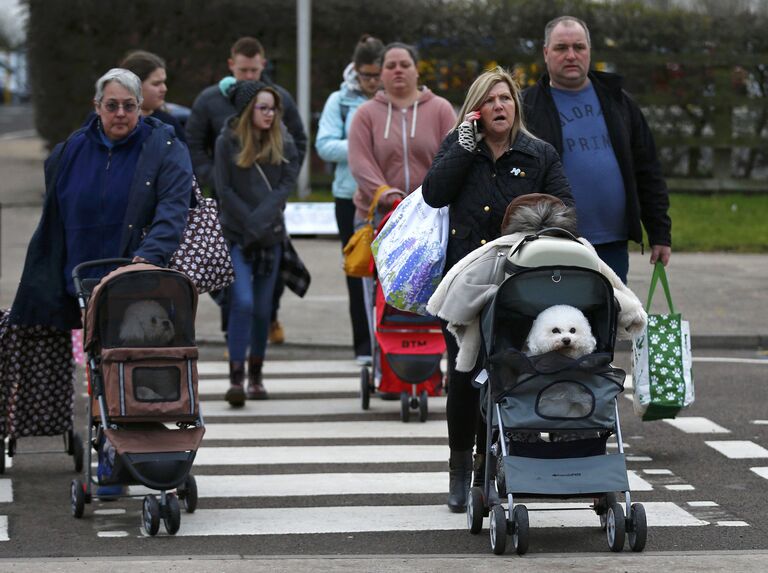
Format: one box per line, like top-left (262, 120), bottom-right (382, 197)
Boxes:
top-left (348, 42), bottom-right (456, 220)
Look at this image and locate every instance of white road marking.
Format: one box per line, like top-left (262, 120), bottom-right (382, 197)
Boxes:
top-left (626, 455), bottom-right (653, 462)
top-left (0, 480), bottom-right (12, 503)
top-left (130, 470), bottom-right (652, 498)
top-left (751, 420), bottom-right (768, 425)
top-left (716, 521), bottom-right (750, 527)
top-left (666, 484), bottom-right (696, 491)
top-left (693, 357), bottom-right (768, 365)
top-left (705, 440), bottom-right (768, 459)
top-left (688, 501), bottom-right (719, 507)
top-left (94, 508), bottom-right (127, 515)
top-left (201, 397), bottom-right (446, 417)
top-left (749, 467), bottom-right (768, 479)
top-left (663, 417), bottom-right (731, 434)
top-left (0, 516), bottom-right (7, 541)
top-left (203, 420), bottom-right (448, 441)
top-left (643, 469), bottom-right (673, 475)
top-left (97, 531), bottom-right (130, 537)
top-left (193, 444), bottom-right (450, 466)
top-left (627, 471), bottom-right (653, 491)
top-left (171, 501), bottom-right (706, 536)
top-left (198, 360), bottom-right (361, 376)
top-left (198, 377), bottom-right (358, 396)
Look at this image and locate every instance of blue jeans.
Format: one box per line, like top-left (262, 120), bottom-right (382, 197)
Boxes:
top-left (227, 243), bottom-right (282, 362)
top-left (594, 240), bottom-right (629, 285)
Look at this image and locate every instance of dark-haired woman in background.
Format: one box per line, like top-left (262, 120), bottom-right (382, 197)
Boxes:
top-left (120, 50), bottom-right (187, 143)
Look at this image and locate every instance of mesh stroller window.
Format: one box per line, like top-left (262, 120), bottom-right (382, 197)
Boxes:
top-left (133, 367), bottom-right (181, 402)
top-left (537, 381), bottom-right (594, 419)
top-left (94, 271), bottom-right (196, 348)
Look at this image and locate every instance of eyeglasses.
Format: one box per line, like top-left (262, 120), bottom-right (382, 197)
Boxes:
top-left (358, 72), bottom-right (380, 81)
top-left (101, 100), bottom-right (139, 114)
top-left (254, 105), bottom-right (277, 115)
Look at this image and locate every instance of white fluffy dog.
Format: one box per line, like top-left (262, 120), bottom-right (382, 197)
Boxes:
top-left (524, 304), bottom-right (596, 359)
top-left (119, 300), bottom-right (175, 346)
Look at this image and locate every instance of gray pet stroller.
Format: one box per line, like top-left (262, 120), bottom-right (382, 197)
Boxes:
top-left (466, 229), bottom-right (648, 555)
top-left (69, 259), bottom-right (204, 536)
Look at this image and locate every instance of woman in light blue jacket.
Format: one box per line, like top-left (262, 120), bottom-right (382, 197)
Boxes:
top-left (315, 35), bottom-right (384, 364)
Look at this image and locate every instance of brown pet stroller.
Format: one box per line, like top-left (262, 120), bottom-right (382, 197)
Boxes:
top-left (69, 259), bottom-right (205, 536)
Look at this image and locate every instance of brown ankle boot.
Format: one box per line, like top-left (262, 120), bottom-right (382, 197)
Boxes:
top-left (225, 361), bottom-right (246, 407)
top-left (247, 356), bottom-right (268, 400)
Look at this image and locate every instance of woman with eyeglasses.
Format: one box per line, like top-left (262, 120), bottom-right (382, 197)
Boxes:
top-left (119, 50), bottom-right (187, 143)
top-left (214, 80), bottom-right (303, 406)
top-left (9, 68), bottom-right (192, 498)
top-left (315, 34), bottom-right (384, 366)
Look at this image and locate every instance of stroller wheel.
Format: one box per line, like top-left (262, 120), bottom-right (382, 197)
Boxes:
top-left (606, 502), bottom-right (626, 552)
top-left (163, 493), bottom-right (181, 535)
top-left (628, 503), bottom-right (648, 552)
top-left (418, 390), bottom-right (428, 423)
top-left (70, 479), bottom-right (86, 518)
top-left (467, 486), bottom-right (484, 534)
top-left (489, 504), bottom-right (508, 555)
top-left (178, 474), bottom-right (198, 513)
top-left (360, 368), bottom-right (371, 411)
top-left (72, 433), bottom-right (84, 473)
top-left (142, 495), bottom-right (160, 536)
top-left (399, 392), bottom-right (410, 423)
top-left (511, 504), bottom-right (529, 555)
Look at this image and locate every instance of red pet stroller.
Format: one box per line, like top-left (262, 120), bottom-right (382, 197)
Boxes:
top-left (359, 210), bottom-right (445, 423)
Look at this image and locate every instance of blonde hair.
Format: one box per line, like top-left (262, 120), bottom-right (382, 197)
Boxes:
top-left (454, 66), bottom-right (535, 142)
top-left (235, 86), bottom-right (285, 167)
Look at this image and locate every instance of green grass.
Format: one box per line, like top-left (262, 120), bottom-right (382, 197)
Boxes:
top-left (663, 193), bottom-right (768, 252)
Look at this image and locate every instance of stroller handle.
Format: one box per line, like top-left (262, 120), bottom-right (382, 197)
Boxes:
top-left (71, 258), bottom-right (133, 299)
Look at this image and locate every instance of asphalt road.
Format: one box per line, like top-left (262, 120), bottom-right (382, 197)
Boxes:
top-left (1, 348), bottom-right (767, 562)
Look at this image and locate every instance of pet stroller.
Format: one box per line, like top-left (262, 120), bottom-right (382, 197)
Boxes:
top-left (466, 230), bottom-right (647, 555)
top-left (69, 259), bottom-right (204, 536)
top-left (359, 210), bottom-right (445, 423)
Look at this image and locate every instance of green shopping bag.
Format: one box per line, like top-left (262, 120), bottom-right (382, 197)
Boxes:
top-left (631, 262), bottom-right (694, 421)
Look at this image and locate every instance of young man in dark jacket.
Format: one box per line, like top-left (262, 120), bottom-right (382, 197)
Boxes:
top-left (186, 36), bottom-right (307, 191)
top-left (521, 15), bottom-right (671, 283)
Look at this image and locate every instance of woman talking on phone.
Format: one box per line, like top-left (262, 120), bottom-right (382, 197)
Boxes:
top-left (422, 66), bottom-right (573, 513)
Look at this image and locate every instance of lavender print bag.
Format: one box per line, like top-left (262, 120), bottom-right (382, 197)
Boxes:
top-left (371, 187), bottom-right (449, 315)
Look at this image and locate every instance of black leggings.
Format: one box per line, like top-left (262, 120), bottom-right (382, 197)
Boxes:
top-left (443, 320), bottom-right (487, 453)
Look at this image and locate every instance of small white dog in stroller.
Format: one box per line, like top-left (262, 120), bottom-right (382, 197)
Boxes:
top-left (524, 304), bottom-right (597, 360)
top-left (119, 300), bottom-right (175, 346)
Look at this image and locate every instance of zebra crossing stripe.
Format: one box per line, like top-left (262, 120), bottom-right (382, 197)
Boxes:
top-left (171, 502), bottom-right (706, 536)
top-left (0, 480), bottom-right (12, 503)
top-left (705, 441), bottom-right (768, 459)
top-left (199, 377), bottom-right (358, 396)
top-left (0, 516), bottom-right (7, 541)
top-left (750, 467), bottom-right (768, 480)
top-left (200, 397), bottom-right (446, 418)
top-left (193, 445), bottom-right (450, 465)
top-left (198, 360), bottom-right (361, 376)
top-left (663, 417), bottom-right (731, 434)
top-left (203, 420), bottom-right (448, 440)
top-left (129, 469), bottom-right (653, 498)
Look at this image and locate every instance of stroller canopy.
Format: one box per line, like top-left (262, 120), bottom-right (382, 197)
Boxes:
top-left (84, 264), bottom-right (198, 351)
top-left (482, 266), bottom-right (618, 357)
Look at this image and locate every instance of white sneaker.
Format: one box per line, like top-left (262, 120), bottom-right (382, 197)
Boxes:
top-left (355, 355), bottom-right (373, 366)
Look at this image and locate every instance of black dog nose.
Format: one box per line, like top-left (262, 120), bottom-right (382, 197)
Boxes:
top-left (562, 338), bottom-right (571, 346)
top-left (162, 320), bottom-right (171, 329)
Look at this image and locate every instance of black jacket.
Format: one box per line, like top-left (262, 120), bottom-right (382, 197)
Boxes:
top-left (522, 71), bottom-right (671, 247)
top-left (422, 130), bottom-right (573, 271)
top-left (186, 76), bottom-right (306, 191)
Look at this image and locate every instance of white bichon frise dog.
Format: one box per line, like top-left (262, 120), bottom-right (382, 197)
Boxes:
top-left (119, 300), bottom-right (175, 346)
top-left (524, 304), bottom-right (597, 359)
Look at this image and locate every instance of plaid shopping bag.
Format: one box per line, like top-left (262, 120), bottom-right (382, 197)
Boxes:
top-left (632, 262), bottom-right (694, 421)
